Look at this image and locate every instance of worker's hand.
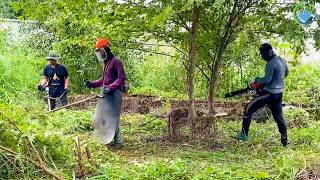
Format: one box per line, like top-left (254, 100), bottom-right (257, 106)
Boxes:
top-left (64, 88), bottom-right (69, 93)
top-left (85, 81), bottom-right (93, 88)
top-left (101, 87), bottom-right (110, 94)
top-left (37, 84), bottom-right (45, 91)
top-left (250, 82), bottom-right (264, 90)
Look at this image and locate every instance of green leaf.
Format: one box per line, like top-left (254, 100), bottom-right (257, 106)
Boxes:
top-left (150, 6), bottom-right (173, 28)
top-left (314, 30), bottom-right (320, 51)
top-left (255, 171), bottom-right (270, 179)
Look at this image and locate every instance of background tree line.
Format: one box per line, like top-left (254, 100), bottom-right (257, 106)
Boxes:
top-left (3, 0), bottom-right (319, 116)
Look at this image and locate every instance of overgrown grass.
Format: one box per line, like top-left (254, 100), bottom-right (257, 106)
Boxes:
top-left (2, 102), bottom-right (320, 179)
top-left (0, 45), bottom-right (44, 104)
top-left (1, 31), bottom-right (320, 179)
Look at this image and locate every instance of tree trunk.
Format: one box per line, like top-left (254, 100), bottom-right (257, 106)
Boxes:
top-left (207, 0), bottom-right (251, 116)
top-left (208, 58), bottom-right (222, 116)
top-left (208, 42), bottom-right (226, 116)
top-left (208, 67), bottom-right (218, 115)
top-left (187, 3), bottom-right (200, 123)
top-left (207, 17), bottom-right (234, 115)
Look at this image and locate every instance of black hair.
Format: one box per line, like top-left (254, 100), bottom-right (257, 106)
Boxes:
top-left (260, 43), bottom-right (273, 52)
top-left (259, 43), bottom-right (276, 61)
top-left (103, 46), bottom-right (114, 62)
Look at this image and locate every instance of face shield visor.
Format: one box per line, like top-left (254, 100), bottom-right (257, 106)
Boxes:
top-left (95, 48), bottom-right (108, 62)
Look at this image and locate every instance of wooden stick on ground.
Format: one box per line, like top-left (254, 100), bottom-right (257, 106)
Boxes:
top-left (27, 137), bottom-right (46, 168)
top-left (73, 136), bottom-right (84, 176)
top-left (85, 145), bottom-right (97, 167)
top-left (6, 117), bottom-right (47, 169)
top-left (0, 115), bottom-right (63, 180)
top-left (0, 145), bottom-right (17, 155)
top-left (0, 145), bottom-right (63, 180)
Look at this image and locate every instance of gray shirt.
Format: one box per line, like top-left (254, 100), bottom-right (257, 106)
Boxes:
top-left (255, 56), bottom-right (288, 94)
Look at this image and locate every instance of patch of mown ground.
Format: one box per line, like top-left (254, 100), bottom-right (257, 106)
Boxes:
top-left (54, 109), bottom-right (320, 180)
top-left (1, 98), bottom-right (320, 179)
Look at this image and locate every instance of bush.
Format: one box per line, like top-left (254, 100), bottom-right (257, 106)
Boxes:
top-left (284, 65), bottom-right (320, 106)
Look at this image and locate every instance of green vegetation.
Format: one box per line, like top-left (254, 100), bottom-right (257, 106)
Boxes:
top-left (1, 27), bottom-right (320, 179)
top-left (1, 1), bottom-right (320, 179)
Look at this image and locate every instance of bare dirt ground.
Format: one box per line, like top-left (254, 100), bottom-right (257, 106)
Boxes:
top-left (67, 94), bottom-right (247, 118)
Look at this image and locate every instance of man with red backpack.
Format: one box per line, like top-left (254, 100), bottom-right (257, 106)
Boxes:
top-left (86, 38), bottom-right (126, 149)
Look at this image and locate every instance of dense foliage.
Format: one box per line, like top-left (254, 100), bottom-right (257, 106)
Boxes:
top-left (1, 1), bottom-right (320, 179)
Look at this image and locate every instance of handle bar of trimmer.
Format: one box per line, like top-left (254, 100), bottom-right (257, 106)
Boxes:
top-left (49, 93), bottom-right (104, 113)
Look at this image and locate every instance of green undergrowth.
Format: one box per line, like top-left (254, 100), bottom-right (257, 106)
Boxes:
top-left (1, 94), bottom-right (320, 179)
top-left (1, 31), bottom-right (320, 179)
top-left (129, 86), bottom-right (188, 100)
top-left (284, 65), bottom-right (320, 107)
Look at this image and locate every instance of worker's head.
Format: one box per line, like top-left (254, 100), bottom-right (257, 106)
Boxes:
top-left (95, 38), bottom-right (112, 62)
top-left (259, 43), bottom-right (275, 61)
top-left (46, 52), bottom-right (60, 66)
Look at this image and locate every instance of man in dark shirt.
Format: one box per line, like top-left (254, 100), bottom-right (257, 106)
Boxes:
top-left (86, 38), bottom-right (126, 149)
top-left (38, 53), bottom-right (69, 110)
top-left (233, 43), bottom-right (289, 147)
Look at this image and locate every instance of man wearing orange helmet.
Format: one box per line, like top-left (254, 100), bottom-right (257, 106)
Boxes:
top-left (86, 38), bottom-right (126, 149)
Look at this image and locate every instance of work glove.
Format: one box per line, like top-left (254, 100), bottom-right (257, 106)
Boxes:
top-left (101, 86), bottom-right (110, 95)
top-left (37, 84), bottom-right (45, 91)
top-left (249, 82), bottom-right (264, 90)
top-left (85, 81), bottom-right (93, 88)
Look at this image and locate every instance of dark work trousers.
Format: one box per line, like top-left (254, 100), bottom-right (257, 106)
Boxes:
top-left (111, 89), bottom-right (122, 144)
top-left (48, 86), bottom-right (68, 110)
top-left (241, 91), bottom-right (288, 145)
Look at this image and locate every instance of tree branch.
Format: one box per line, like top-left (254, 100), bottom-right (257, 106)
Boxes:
top-left (195, 64), bottom-right (210, 81)
top-left (126, 47), bottom-right (176, 57)
top-left (0, 145), bottom-right (63, 180)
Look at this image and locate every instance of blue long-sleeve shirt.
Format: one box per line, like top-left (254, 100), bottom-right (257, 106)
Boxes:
top-left (255, 56), bottom-right (288, 94)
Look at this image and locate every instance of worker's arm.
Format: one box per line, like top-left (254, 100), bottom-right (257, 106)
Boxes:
top-left (91, 78), bottom-right (103, 88)
top-left (64, 76), bottom-right (69, 89)
top-left (62, 65), bottom-right (69, 90)
top-left (40, 76), bottom-right (48, 86)
top-left (37, 76), bottom-right (48, 91)
top-left (255, 61), bottom-right (274, 85)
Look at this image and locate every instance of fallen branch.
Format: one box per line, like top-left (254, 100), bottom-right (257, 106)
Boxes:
top-left (0, 115), bottom-right (63, 180)
top-left (0, 145), bottom-right (18, 155)
top-left (73, 136), bottom-right (84, 177)
top-left (296, 156), bottom-right (307, 178)
top-left (28, 137), bottom-right (46, 168)
top-left (0, 145), bottom-right (63, 180)
top-left (0, 152), bottom-right (22, 172)
top-left (85, 146), bottom-right (97, 167)
top-left (8, 117), bottom-right (48, 169)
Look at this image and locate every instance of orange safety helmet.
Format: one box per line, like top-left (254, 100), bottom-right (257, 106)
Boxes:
top-left (96, 38), bottom-right (110, 49)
